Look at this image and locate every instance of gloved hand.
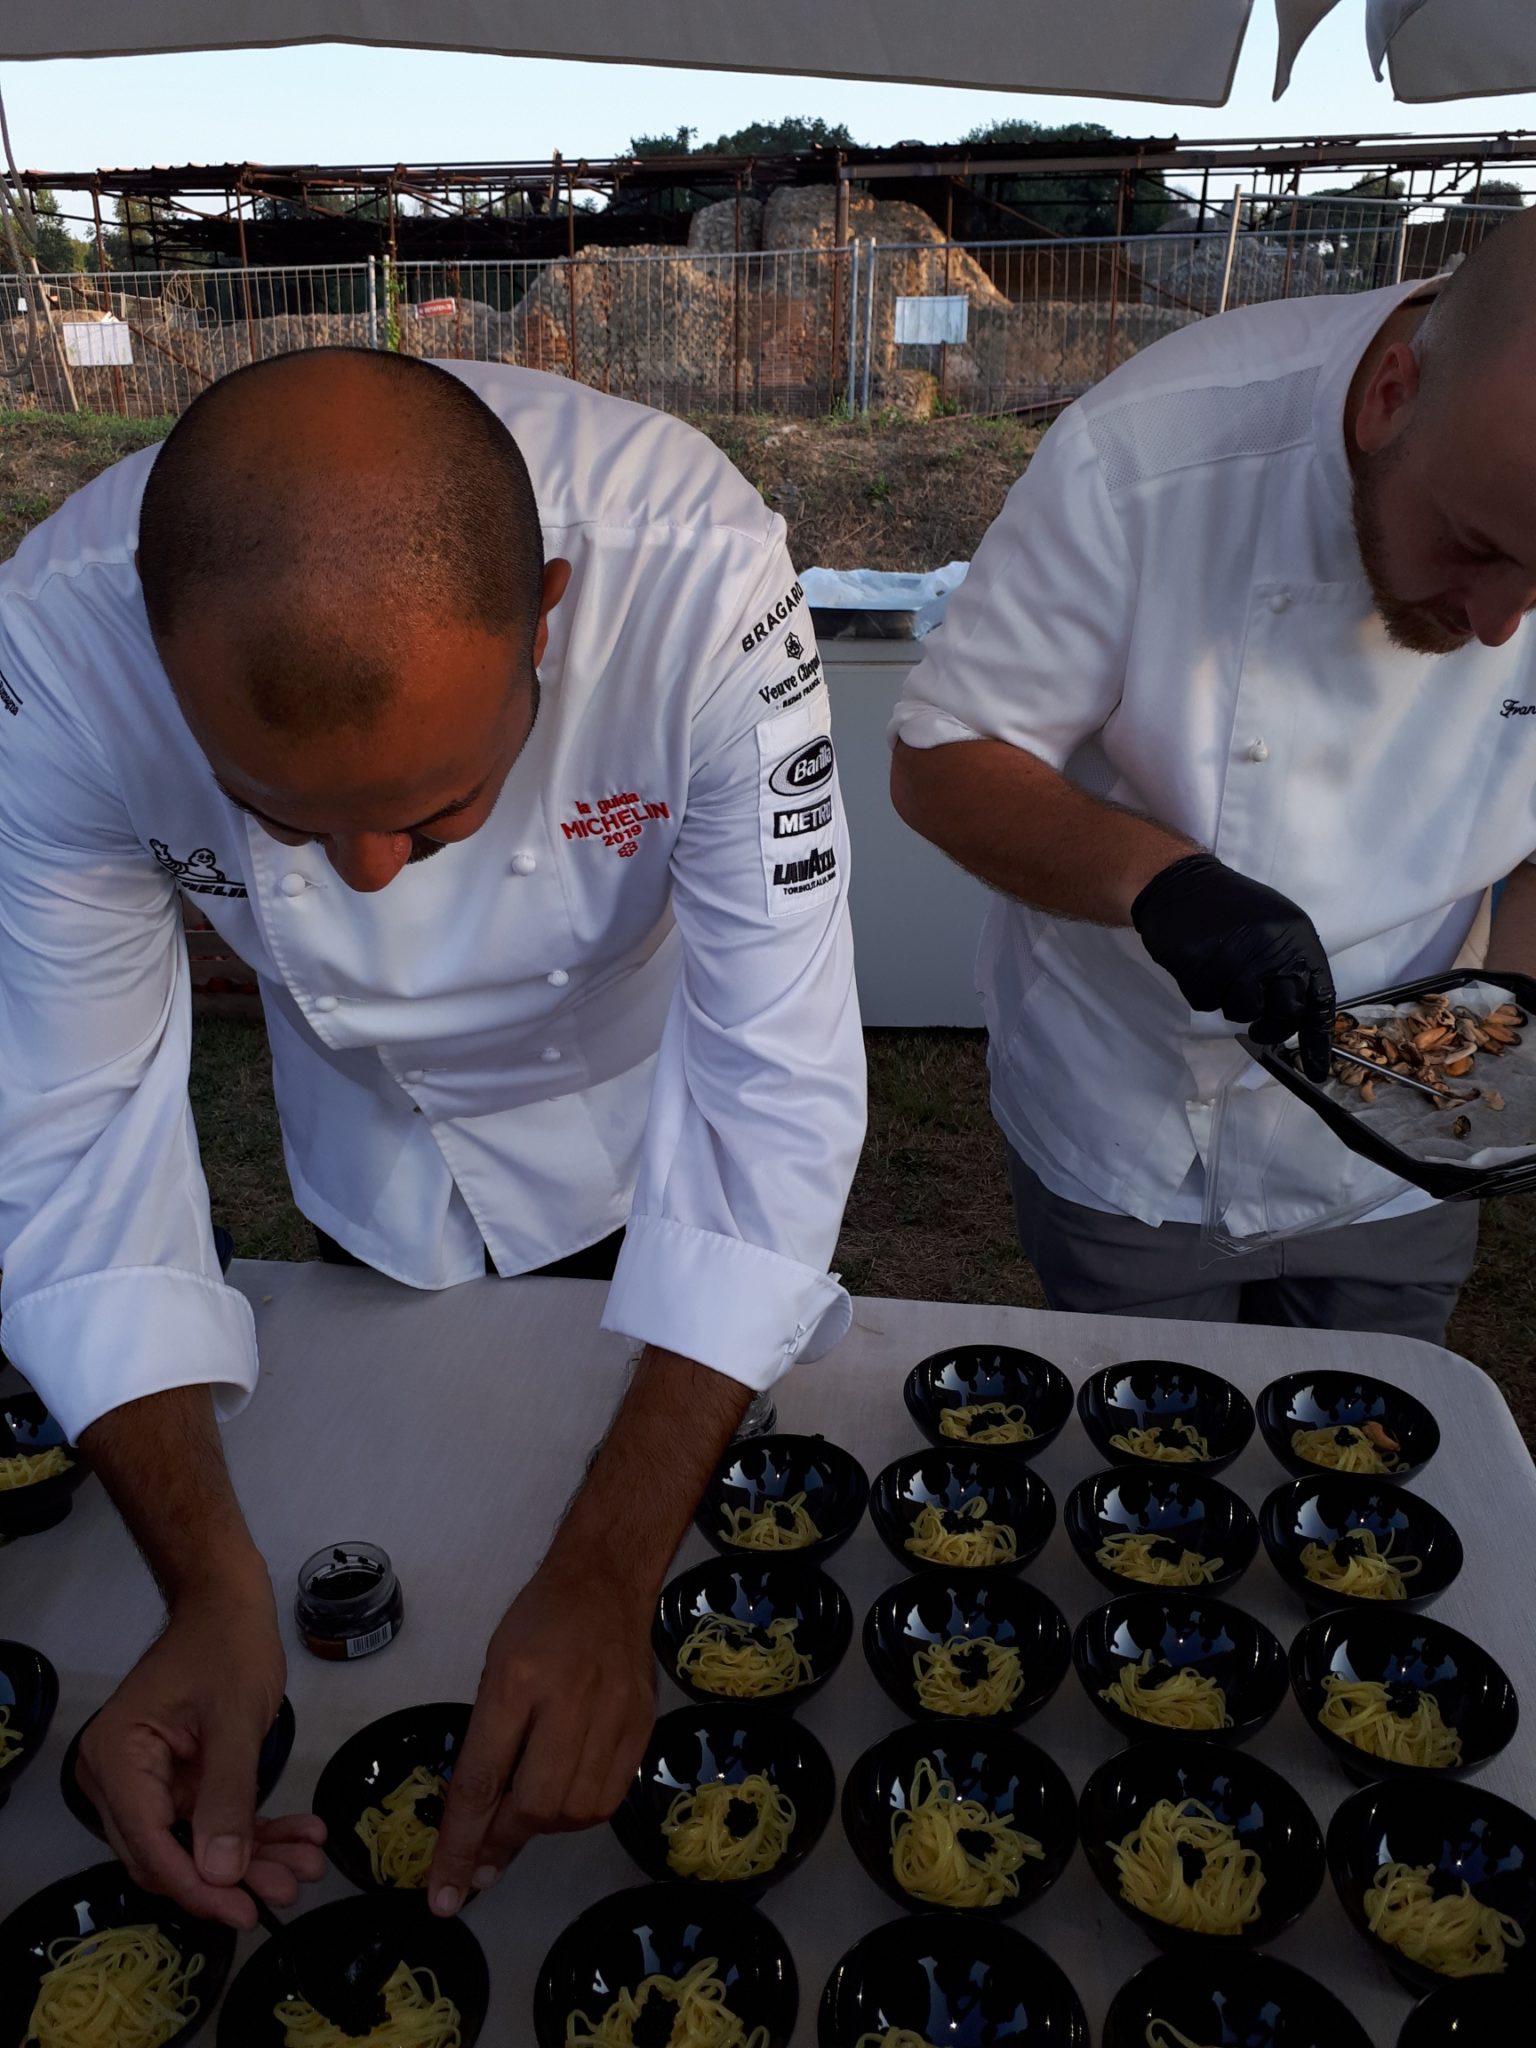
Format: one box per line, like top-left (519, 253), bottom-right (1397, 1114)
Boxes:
top-left (1131, 852), bottom-right (1336, 1080)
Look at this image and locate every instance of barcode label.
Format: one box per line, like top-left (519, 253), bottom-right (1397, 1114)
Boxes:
top-left (345, 1620), bottom-right (395, 1659)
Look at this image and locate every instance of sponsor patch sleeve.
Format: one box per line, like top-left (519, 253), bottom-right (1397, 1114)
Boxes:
top-left (602, 530), bottom-right (867, 1389)
top-left (0, 602), bottom-right (256, 1439)
top-left (889, 404), bottom-right (1137, 767)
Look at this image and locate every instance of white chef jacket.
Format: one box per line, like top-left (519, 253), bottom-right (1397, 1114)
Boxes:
top-left (0, 365), bottom-right (865, 1441)
top-left (893, 282), bottom-right (1536, 1240)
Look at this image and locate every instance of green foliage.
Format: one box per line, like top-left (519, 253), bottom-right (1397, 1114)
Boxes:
top-left (956, 120), bottom-right (1175, 237)
top-left (26, 190), bottom-right (87, 274)
top-left (1461, 180), bottom-right (1526, 210)
top-left (629, 115), bottom-right (856, 159)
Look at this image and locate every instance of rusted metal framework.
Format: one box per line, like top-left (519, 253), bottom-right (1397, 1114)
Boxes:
top-left (20, 130), bottom-right (1535, 274)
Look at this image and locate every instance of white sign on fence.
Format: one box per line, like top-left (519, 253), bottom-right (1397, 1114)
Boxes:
top-left (894, 293), bottom-right (969, 346)
top-left (61, 316), bottom-right (134, 367)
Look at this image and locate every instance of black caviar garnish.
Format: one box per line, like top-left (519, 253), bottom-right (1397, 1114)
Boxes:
top-left (724, 1796), bottom-right (759, 1840)
top-left (956, 1826), bottom-right (995, 1862)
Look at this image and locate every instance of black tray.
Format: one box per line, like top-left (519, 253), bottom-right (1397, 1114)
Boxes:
top-left (1240, 970), bottom-right (1536, 1202)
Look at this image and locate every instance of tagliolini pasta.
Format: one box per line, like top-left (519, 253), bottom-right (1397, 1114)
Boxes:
top-left (1364, 1860), bottom-right (1527, 1977)
top-left (889, 1755), bottom-right (1044, 1909)
top-left (912, 1635), bottom-right (1023, 1717)
top-left (564, 1957), bottom-right (768, 2047)
top-left (855, 2033), bottom-right (940, 2048)
top-left (0, 1445), bottom-right (71, 1490)
top-left (1300, 1529), bottom-right (1420, 1600)
top-left (675, 1614), bottom-right (815, 1698)
top-left (718, 1493), bottom-right (822, 1550)
top-left (1096, 1532), bottom-right (1221, 1588)
top-left (1099, 1652), bottom-right (1231, 1731)
top-left (1109, 1422), bottom-right (1211, 1463)
top-left (1112, 1797), bottom-right (1265, 1935)
top-left (25, 1926), bottom-right (203, 2048)
top-left (1318, 1675), bottom-right (1462, 1768)
top-left (939, 1402), bottom-right (1035, 1445)
top-left (355, 1765), bottom-right (446, 1888)
top-left (1145, 2026), bottom-right (1217, 2048)
top-left (0, 1703), bottom-right (25, 1769)
top-left (1290, 1423), bottom-right (1403, 1474)
top-left (662, 1774), bottom-right (796, 1882)
top-left (904, 1496), bottom-right (1018, 1569)
top-left (277, 1962), bottom-right (462, 2047)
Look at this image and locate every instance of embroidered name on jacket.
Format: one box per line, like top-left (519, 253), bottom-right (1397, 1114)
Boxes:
top-left (149, 841), bottom-right (249, 897)
top-left (0, 665), bottom-right (20, 716)
top-left (560, 791), bottom-right (671, 857)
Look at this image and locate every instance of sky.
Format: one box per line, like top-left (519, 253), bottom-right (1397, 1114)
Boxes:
top-left (2, 6), bottom-right (1534, 216)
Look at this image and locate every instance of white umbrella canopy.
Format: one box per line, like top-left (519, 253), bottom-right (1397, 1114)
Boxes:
top-left (0, 0), bottom-right (1530, 104)
top-left (0, 0), bottom-right (1257, 104)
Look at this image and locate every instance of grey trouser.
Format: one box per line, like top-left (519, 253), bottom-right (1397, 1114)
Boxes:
top-left (1006, 1147), bottom-right (1479, 1346)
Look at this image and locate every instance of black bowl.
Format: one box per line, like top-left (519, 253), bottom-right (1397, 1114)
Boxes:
top-left (1065, 1468), bottom-right (1258, 1598)
top-left (216, 1893), bottom-right (489, 2047)
top-left (1079, 1738), bottom-right (1325, 1950)
top-left (654, 1558), bottom-right (851, 1710)
top-left (869, 1451), bottom-right (1055, 1576)
top-left (62, 1695), bottom-right (297, 1843)
top-left (534, 1882), bottom-right (797, 2048)
top-left (311, 1701), bottom-right (472, 1893)
top-left (819, 1914), bottom-right (1089, 2045)
top-left (1072, 1592), bottom-right (1288, 1747)
top-left (1327, 1778), bottom-right (1536, 1993)
top-left (1078, 1361), bottom-right (1256, 1477)
top-left (841, 1721), bottom-right (1077, 1919)
top-left (1399, 1976), bottom-right (1535, 2045)
top-left (903, 1344), bottom-right (1073, 1460)
top-left (1103, 1951), bottom-right (1373, 2048)
top-left (0, 1639), bottom-right (59, 1808)
top-left (0, 1391), bottom-right (91, 1537)
top-left (1291, 1608), bottom-right (1518, 1784)
top-left (1257, 1369), bottom-right (1440, 1483)
top-left (695, 1432), bottom-right (869, 1567)
top-left (611, 1702), bottom-right (834, 1892)
top-left (0, 1858), bottom-right (235, 2048)
top-left (863, 1572), bottom-right (1071, 1725)
top-left (1260, 1475), bottom-right (1463, 1613)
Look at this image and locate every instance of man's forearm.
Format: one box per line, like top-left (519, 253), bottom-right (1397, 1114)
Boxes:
top-left (545, 1345), bottom-right (750, 1612)
top-left (82, 1384), bottom-right (269, 1608)
top-left (1490, 864), bottom-right (1536, 978)
top-left (891, 736), bottom-right (1194, 925)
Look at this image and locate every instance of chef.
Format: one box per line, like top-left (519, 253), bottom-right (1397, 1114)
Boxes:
top-left (892, 207), bottom-right (1536, 1337)
top-left (0, 348), bottom-right (864, 1922)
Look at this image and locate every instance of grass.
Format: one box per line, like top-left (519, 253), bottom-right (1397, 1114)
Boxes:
top-left (190, 1018), bottom-right (1536, 1451)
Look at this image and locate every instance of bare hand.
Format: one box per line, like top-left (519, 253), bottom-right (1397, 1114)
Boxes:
top-left (426, 1553), bottom-right (655, 1913)
top-left (76, 1581), bottom-right (327, 1927)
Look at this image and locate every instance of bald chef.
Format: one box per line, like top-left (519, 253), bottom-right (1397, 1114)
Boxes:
top-left (0, 351), bottom-right (865, 1922)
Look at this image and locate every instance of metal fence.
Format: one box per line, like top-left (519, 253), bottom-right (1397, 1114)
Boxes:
top-left (1, 196), bottom-right (1518, 424)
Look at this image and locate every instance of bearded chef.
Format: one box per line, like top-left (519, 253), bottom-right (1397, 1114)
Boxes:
top-left (893, 208), bottom-right (1536, 1337)
top-left (0, 350), bottom-right (864, 1921)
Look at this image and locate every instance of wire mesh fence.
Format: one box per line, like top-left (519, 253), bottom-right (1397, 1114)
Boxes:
top-left (0, 197), bottom-right (1519, 425)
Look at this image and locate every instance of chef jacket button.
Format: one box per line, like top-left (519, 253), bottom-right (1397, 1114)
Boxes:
top-left (546, 968), bottom-right (570, 987)
top-left (403, 1068), bottom-right (425, 1084)
top-left (279, 872), bottom-right (307, 897)
top-left (540, 1046), bottom-right (562, 1064)
top-left (1268, 590), bottom-right (1291, 613)
top-left (313, 995), bottom-right (339, 1013)
top-left (511, 851), bottom-right (538, 876)
top-left (1247, 738), bottom-right (1270, 763)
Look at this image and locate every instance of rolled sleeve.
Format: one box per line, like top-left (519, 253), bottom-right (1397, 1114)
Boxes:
top-left (0, 606), bottom-right (256, 1438)
top-left (889, 404), bottom-right (1137, 766)
top-left (601, 532), bottom-right (866, 1388)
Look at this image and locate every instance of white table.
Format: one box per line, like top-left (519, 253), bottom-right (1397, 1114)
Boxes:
top-left (3, 1262), bottom-right (1534, 2045)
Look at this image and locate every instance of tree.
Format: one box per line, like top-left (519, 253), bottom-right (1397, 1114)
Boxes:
top-left (24, 188), bottom-right (86, 273)
top-left (628, 115), bottom-right (855, 159)
top-left (956, 120), bottom-right (1175, 237)
top-left (1461, 179), bottom-right (1526, 210)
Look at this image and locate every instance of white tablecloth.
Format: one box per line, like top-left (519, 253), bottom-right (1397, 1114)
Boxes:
top-left (2, 1262), bottom-right (1534, 2044)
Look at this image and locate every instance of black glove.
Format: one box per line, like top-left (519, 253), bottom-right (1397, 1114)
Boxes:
top-left (1131, 852), bottom-right (1336, 1080)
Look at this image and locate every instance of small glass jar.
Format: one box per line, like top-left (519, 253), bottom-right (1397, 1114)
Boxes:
top-left (295, 1541), bottom-right (403, 1662)
top-left (734, 1389), bottom-right (778, 1440)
